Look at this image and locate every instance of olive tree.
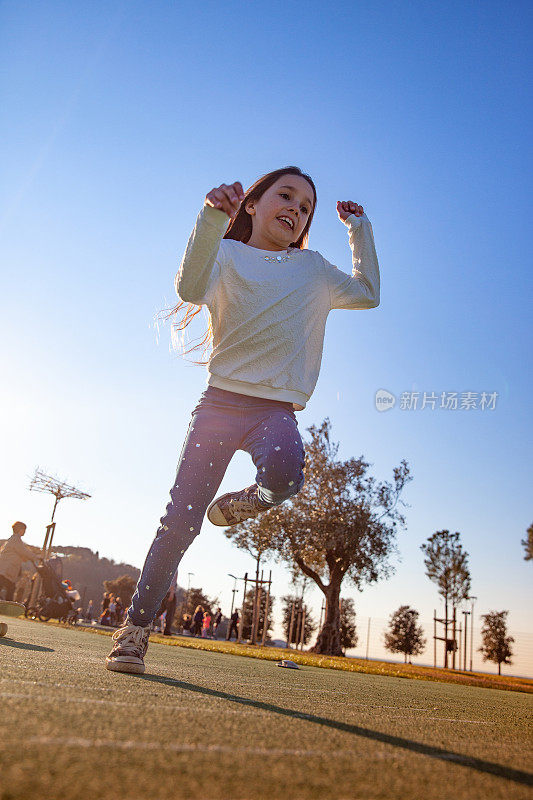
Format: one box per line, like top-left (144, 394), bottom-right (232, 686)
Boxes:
top-left (224, 418), bottom-right (412, 655)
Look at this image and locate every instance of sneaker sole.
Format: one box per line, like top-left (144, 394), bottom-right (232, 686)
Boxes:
top-left (105, 658), bottom-right (145, 674)
top-left (207, 494), bottom-right (234, 526)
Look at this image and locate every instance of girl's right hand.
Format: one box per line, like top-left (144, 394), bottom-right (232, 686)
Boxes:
top-left (205, 182), bottom-right (245, 219)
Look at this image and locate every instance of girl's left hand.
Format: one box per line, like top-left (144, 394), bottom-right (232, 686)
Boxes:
top-left (337, 201), bottom-right (364, 222)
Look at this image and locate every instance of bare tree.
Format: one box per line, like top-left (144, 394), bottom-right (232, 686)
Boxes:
top-left (28, 467), bottom-right (91, 557)
top-left (521, 523), bottom-right (533, 561)
top-left (29, 467), bottom-right (91, 521)
top-left (421, 529), bottom-right (471, 666)
top-left (225, 418), bottom-right (412, 655)
top-left (478, 610), bottom-right (514, 675)
top-left (224, 519), bottom-right (276, 644)
top-left (384, 605), bottom-right (426, 663)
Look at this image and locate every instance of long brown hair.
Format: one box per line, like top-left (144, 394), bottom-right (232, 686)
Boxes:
top-left (158, 166), bottom-right (317, 366)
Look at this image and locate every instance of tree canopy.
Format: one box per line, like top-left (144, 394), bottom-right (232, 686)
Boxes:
top-left (339, 597), bottom-right (358, 653)
top-left (421, 530), bottom-right (471, 609)
top-left (521, 523), bottom-right (533, 561)
top-left (220, 417), bottom-right (412, 655)
top-left (384, 605), bottom-right (426, 663)
top-left (478, 610), bottom-right (514, 675)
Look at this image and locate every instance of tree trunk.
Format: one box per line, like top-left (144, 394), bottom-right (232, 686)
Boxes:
top-left (498, 662), bottom-right (501, 675)
top-left (311, 581), bottom-right (343, 656)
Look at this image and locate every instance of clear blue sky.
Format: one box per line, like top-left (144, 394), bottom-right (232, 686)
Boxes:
top-left (1, 2), bottom-right (531, 673)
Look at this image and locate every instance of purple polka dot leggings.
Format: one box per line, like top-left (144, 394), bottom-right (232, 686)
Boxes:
top-left (128, 385), bottom-right (306, 626)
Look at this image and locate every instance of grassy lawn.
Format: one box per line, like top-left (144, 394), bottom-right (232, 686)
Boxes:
top-left (1, 617), bottom-right (532, 800)
top-left (73, 620), bottom-right (532, 694)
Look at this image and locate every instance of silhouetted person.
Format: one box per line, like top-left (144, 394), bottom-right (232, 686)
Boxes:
top-left (157, 569), bottom-right (178, 636)
top-left (191, 605), bottom-right (204, 637)
top-left (101, 592), bottom-right (110, 614)
top-left (0, 521), bottom-right (35, 601)
top-left (227, 609), bottom-right (239, 641)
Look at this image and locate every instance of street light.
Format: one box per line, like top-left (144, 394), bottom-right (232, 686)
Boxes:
top-left (186, 572), bottom-right (194, 612)
top-left (228, 573), bottom-right (242, 617)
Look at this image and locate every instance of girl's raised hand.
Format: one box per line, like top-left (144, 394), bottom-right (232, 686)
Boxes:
top-left (205, 182), bottom-right (245, 219)
top-left (337, 200), bottom-right (364, 222)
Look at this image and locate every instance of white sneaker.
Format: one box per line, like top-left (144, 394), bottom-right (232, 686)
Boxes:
top-left (207, 484), bottom-right (269, 527)
top-left (105, 618), bottom-right (150, 674)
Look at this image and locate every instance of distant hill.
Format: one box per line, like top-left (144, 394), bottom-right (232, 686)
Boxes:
top-left (0, 540), bottom-right (142, 611)
top-left (49, 544), bottom-right (142, 610)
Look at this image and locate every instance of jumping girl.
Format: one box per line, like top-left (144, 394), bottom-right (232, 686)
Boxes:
top-left (106, 165), bottom-right (380, 673)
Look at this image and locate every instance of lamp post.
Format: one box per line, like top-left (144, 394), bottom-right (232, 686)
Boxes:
top-left (228, 573), bottom-right (240, 617)
top-left (469, 596), bottom-right (477, 671)
top-left (186, 572), bottom-right (194, 613)
top-left (462, 610), bottom-right (470, 671)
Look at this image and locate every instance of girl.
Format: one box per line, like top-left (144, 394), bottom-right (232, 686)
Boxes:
top-left (201, 610), bottom-right (212, 638)
top-left (106, 165), bottom-right (380, 674)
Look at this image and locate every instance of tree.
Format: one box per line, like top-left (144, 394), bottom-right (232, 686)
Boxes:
top-left (420, 530), bottom-right (471, 667)
top-left (521, 523), bottom-right (533, 561)
top-left (176, 586), bottom-right (218, 626)
top-left (384, 605), bottom-right (426, 663)
top-left (478, 610), bottom-right (514, 675)
top-left (224, 418), bottom-right (412, 655)
top-left (103, 574), bottom-right (137, 610)
top-left (339, 597), bottom-right (358, 654)
top-left (240, 587), bottom-right (275, 642)
top-left (224, 508), bottom-right (277, 643)
top-left (281, 595), bottom-right (316, 646)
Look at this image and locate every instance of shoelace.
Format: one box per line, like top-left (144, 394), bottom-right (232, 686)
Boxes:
top-left (111, 624), bottom-right (149, 656)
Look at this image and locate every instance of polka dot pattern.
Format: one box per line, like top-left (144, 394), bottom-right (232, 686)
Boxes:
top-left (127, 386), bottom-right (306, 626)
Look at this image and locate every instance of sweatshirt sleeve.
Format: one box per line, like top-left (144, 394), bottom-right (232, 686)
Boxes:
top-left (175, 202), bottom-right (231, 306)
top-left (13, 536), bottom-right (36, 563)
top-left (321, 212), bottom-right (380, 310)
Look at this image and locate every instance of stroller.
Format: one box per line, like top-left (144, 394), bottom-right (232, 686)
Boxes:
top-left (25, 560), bottom-right (79, 624)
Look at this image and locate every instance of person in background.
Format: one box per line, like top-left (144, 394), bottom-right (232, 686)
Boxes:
top-left (227, 609), bottom-right (240, 641)
top-left (0, 521), bottom-right (35, 601)
top-left (182, 613), bottom-right (192, 635)
top-left (108, 595), bottom-right (117, 626)
top-left (158, 568), bottom-right (178, 636)
top-left (115, 597), bottom-right (124, 626)
top-left (85, 600), bottom-right (94, 622)
top-left (201, 609), bottom-right (212, 638)
top-left (63, 579), bottom-right (81, 604)
top-left (99, 607), bottom-right (112, 627)
top-left (191, 605), bottom-right (204, 637)
top-left (213, 607), bottom-right (222, 638)
top-left (101, 591), bottom-right (110, 615)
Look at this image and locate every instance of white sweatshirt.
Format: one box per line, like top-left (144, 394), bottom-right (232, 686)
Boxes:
top-left (175, 203), bottom-right (380, 411)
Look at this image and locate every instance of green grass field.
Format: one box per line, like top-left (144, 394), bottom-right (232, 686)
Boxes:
top-left (1, 617), bottom-right (532, 800)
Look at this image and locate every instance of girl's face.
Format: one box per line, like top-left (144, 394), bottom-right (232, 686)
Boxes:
top-left (245, 175), bottom-right (314, 250)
